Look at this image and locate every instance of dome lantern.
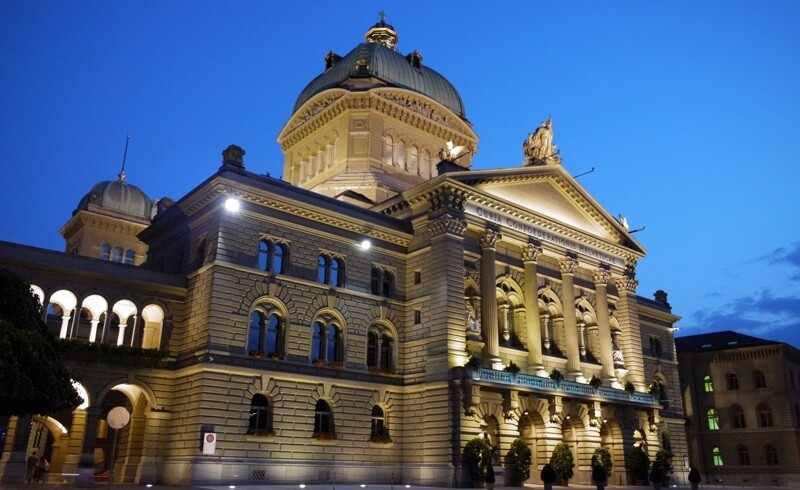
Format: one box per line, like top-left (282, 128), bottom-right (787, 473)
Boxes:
top-left (365, 11), bottom-right (398, 50)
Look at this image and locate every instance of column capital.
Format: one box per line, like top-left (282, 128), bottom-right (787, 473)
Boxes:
top-left (479, 229), bottom-right (501, 249)
top-left (428, 214), bottom-right (466, 237)
top-left (427, 186), bottom-right (466, 212)
top-left (615, 275), bottom-right (639, 293)
top-left (593, 268), bottom-right (611, 285)
top-left (559, 256), bottom-right (578, 275)
top-left (521, 243), bottom-right (543, 263)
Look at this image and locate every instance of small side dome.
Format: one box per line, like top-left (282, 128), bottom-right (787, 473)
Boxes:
top-left (75, 180), bottom-right (153, 220)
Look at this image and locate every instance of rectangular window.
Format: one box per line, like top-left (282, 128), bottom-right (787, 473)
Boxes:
top-left (414, 310), bottom-right (421, 324)
top-left (414, 270), bottom-right (421, 284)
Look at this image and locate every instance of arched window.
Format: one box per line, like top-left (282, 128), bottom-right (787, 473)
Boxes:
top-left (370, 266), bottom-right (393, 297)
top-left (370, 405), bottom-right (389, 442)
top-left (248, 310), bottom-right (284, 357)
top-left (707, 408), bottom-right (720, 430)
top-left (712, 446), bottom-right (724, 466)
top-left (111, 246), bottom-right (123, 263)
top-left (732, 405), bottom-right (746, 428)
top-left (248, 394), bottom-right (272, 435)
top-left (318, 254), bottom-right (344, 286)
top-left (758, 404), bottom-right (774, 427)
top-left (649, 336), bottom-right (662, 358)
top-left (754, 370), bottom-right (767, 388)
top-left (765, 444), bottom-right (779, 465)
top-left (100, 243), bottom-right (111, 261)
top-left (367, 332), bottom-right (378, 367)
top-left (124, 249), bottom-right (135, 265)
top-left (420, 150), bottom-right (430, 178)
top-left (737, 445), bottom-right (750, 466)
top-left (380, 335), bottom-right (393, 370)
top-left (383, 135), bottom-right (393, 166)
top-left (258, 240), bottom-right (269, 270)
top-left (196, 238), bottom-right (207, 268)
top-left (394, 140), bottom-right (406, 170)
top-left (703, 375), bottom-right (714, 392)
top-left (727, 373), bottom-right (739, 390)
top-left (313, 400), bottom-right (334, 437)
top-left (312, 319), bottom-right (342, 363)
top-left (258, 240), bottom-right (287, 273)
top-left (407, 145), bottom-right (418, 175)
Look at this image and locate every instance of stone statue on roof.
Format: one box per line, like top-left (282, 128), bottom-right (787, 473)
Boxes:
top-left (523, 117), bottom-right (561, 166)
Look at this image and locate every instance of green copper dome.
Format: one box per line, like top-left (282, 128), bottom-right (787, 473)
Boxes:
top-left (293, 23), bottom-right (466, 119)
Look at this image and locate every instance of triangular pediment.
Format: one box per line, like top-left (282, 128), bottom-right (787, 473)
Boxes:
top-left (451, 166), bottom-right (643, 253)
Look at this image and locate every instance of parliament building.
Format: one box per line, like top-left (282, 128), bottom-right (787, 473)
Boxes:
top-left (0, 19), bottom-right (685, 486)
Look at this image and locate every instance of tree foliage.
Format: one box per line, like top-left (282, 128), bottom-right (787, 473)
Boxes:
top-left (505, 438), bottom-right (532, 486)
top-left (463, 437), bottom-right (492, 483)
top-left (0, 268), bottom-right (81, 416)
top-left (549, 442), bottom-right (574, 481)
top-left (592, 447), bottom-right (613, 480)
top-left (624, 445), bottom-right (650, 482)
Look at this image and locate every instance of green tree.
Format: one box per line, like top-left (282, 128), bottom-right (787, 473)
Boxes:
top-left (550, 442), bottom-right (575, 482)
top-left (505, 438), bottom-right (532, 486)
top-left (0, 268), bottom-right (81, 416)
top-left (653, 449), bottom-right (673, 485)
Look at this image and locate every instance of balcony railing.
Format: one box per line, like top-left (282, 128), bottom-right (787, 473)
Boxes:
top-left (476, 368), bottom-right (657, 406)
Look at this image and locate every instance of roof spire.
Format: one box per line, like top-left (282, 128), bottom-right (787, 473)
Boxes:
top-left (365, 12), bottom-right (398, 50)
top-left (118, 134), bottom-right (131, 181)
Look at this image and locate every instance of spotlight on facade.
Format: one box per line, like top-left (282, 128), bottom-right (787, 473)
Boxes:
top-left (361, 485), bottom-right (366, 488)
top-left (224, 197), bottom-right (241, 212)
top-left (229, 486), bottom-right (236, 489)
top-left (360, 239), bottom-right (372, 250)
top-left (146, 485), bottom-right (153, 488)
top-left (299, 485), bottom-right (306, 489)
top-left (405, 486), bottom-right (412, 488)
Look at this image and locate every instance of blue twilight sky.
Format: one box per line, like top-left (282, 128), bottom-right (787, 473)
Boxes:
top-left (2, 2), bottom-right (799, 346)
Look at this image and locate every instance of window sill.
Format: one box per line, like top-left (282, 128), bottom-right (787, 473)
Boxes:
top-left (369, 441), bottom-right (394, 448)
top-left (245, 432), bottom-right (276, 442)
top-left (310, 437), bottom-right (338, 445)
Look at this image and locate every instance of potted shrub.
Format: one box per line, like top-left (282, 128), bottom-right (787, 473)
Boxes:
top-left (624, 446), bottom-right (649, 485)
top-left (550, 368), bottom-right (565, 384)
top-left (624, 381), bottom-right (635, 394)
top-left (485, 461), bottom-right (496, 490)
top-left (505, 438), bottom-right (532, 486)
top-left (591, 447), bottom-right (613, 488)
top-left (540, 463), bottom-right (557, 490)
top-left (591, 463), bottom-right (608, 490)
top-left (687, 467), bottom-right (701, 490)
top-left (550, 442), bottom-right (574, 485)
top-left (653, 450), bottom-right (673, 488)
top-left (463, 437), bottom-right (491, 487)
top-left (504, 360), bottom-right (521, 375)
top-left (649, 467), bottom-right (663, 489)
top-left (589, 375), bottom-right (602, 390)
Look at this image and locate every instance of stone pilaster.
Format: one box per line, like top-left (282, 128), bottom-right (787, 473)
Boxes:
top-left (479, 229), bottom-right (501, 364)
top-left (0, 415), bottom-right (29, 484)
top-left (426, 187), bottom-right (468, 379)
top-left (614, 273), bottom-right (646, 389)
top-left (522, 244), bottom-right (546, 375)
top-left (559, 257), bottom-right (583, 381)
top-left (593, 268), bottom-right (617, 385)
top-left (75, 407), bottom-right (102, 485)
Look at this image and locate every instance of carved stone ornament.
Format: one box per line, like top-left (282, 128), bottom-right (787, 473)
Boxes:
top-left (615, 276), bottom-right (639, 293)
top-left (428, 214), bottom-right (466, 237)
top-left (593, 267), bottom-right (611, 285)
top-left (376, 92), bottom-right (457, 130)
top-left (222, 144), bottom-right (245, 168)
top-left (559, 256), bottom-right (578, 275)
top-left (521, 243), bottom-right (543, 263)
top-left (479, 230), bottom-right (500, 249)
top-left (427, 188), bottom-right (466, 212)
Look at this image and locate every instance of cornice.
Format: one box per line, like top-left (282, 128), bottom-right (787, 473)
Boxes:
top-left (279, 89), bottom-right (477, 150)
top-left (638, 306), bottom-right (680, 324)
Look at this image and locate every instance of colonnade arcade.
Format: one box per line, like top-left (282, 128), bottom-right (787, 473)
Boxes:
top-left (1, 379), bottom-right (161, 484)
top-left (472, 229), bottom-right (642, 390)
top-left (29, 284), bottom-right (165, 350)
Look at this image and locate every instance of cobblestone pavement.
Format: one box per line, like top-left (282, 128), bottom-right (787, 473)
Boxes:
top-left (0, 483), bottom-right (791, 490)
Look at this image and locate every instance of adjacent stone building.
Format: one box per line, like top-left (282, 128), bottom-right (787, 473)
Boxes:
top-left (0, 19), bottom-right (685, 486)
top-left (677, 331), bottom-right (800, 487)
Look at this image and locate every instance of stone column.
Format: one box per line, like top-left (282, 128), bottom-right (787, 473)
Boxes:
top-left (480, 230), bottom-right (501, 364)
top-left (593, 268), bottom-right (618, 386)
top-left (615, 270), bottom-right (646, 389)
top-left (75, 407), bottom-right (102, 485)
top-left (522, 244), bottom-right (546, 375)
top-left (0, 415), bottom-right (30, 484)
top-left (559, 257), bottom-right (583, 381)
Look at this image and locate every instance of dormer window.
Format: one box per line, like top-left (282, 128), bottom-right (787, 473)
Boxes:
top-left (406, 50), bottom-right (423, 69)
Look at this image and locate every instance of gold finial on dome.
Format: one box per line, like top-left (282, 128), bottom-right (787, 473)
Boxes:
top-left (365, 11), bottom-right (398, 50)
